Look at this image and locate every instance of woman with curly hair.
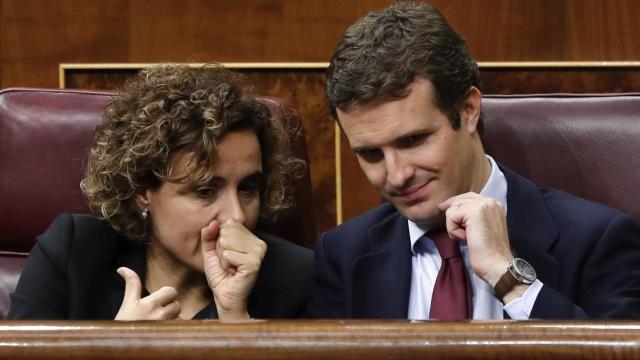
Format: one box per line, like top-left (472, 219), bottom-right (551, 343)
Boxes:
top-left (8, 64), bottom-right (312, 320)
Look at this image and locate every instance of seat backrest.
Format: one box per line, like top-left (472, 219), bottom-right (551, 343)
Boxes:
top-left (0, 88), bottom-right (315, 319)
top-left (482, 93), bottom-right (640, 222)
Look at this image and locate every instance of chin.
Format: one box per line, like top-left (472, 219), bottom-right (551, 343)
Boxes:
top-left (396, 201), bottom-right (441, 225)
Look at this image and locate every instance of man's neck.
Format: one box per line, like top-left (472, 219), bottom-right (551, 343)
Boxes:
top-left (470, 150), bottom-right (492, 194)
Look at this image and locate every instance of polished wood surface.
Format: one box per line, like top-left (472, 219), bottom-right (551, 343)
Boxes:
top-left (1, 320), bottom-right (639, 359)
top-left (2, 0), bottom-right (640, 89)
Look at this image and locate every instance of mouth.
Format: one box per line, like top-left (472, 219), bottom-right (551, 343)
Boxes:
top-left (393, 180), bottom-right (431, 204)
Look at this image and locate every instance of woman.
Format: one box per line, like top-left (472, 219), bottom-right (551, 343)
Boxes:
top-left (8, 64), bottom-right (312, 320)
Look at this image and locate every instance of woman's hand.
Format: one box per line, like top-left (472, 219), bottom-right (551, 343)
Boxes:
top-left (114, 267), bottom-right (181, 321)
top-left (200, 219), bottom-right (267, 320)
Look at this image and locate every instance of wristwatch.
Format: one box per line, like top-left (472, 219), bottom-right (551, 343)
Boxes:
top-left (494, 258), bottom-right (537, 300)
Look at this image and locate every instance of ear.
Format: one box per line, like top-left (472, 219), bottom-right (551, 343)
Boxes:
top-left (134, 190), bottom-right (151, 211)
top-left (460, 86), bottom-right (482, 134)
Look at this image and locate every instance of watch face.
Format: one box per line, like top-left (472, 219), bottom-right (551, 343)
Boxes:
top-left (512, 258), bottom-right (537, 283)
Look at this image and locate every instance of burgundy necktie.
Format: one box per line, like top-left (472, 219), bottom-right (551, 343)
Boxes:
top-left (428, 230), bottom-right (473, 320)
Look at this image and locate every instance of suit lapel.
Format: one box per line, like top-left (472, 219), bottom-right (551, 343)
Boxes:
top-left (502, 165), bottom-right (561, 288)
top-left (352, 211), bottom-right (412, 318)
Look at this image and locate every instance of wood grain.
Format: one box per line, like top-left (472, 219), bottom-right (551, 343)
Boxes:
top-left (0, 320), bottom-right (639, 359)
top-left (3, 0), bottom-right (640, 89)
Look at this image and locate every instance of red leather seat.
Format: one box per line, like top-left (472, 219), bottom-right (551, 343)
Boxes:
top-left (482, 94), bottom-right (640, 223)
top-left (0, 88), bottom-right (316, 319)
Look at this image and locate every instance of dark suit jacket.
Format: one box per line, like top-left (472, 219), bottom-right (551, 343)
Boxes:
top-left (311, 166), bottom-right (640, 319)
top-left (8, 213), bottom-right (313, 320)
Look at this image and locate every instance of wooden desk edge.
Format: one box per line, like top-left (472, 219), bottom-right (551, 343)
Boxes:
top-left (0, 320), bottom-right (639, 359)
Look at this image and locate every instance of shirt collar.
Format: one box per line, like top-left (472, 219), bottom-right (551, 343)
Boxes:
top-left (408, 155), bottom-right (508, 254)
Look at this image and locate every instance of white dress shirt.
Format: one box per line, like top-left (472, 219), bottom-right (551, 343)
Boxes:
top-left (407, 155), bottom-right (543, 320)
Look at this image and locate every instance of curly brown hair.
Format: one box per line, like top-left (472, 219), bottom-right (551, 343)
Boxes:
top-left (81, 64), bottom-right (304, 242)
top-left (326, 1), bottom-right (480, 129)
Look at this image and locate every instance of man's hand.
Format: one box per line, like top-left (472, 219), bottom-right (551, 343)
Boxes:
top-left (201, 219), bottom-right (266, 320)
top-left (114, 267), bottom-right (181, 320)
top-left (438, 193), bottom-right (513, 289)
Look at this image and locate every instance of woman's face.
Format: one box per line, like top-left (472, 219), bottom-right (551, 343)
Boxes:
top-left (137, 130), bottom-right (263, 272)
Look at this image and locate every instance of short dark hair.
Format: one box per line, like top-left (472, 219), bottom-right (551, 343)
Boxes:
top-left (81, 64), bottom-right (304, 242)
top-left (326, 1), bottom-right (480, 129)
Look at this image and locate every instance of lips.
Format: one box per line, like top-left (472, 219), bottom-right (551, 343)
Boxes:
top-left (394, 180), bottom-right (431, 203)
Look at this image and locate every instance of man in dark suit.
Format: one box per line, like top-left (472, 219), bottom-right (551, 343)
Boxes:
top-left (312, 1), bottom-right (640, 319)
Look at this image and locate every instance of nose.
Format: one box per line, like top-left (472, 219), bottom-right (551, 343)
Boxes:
top-left (385, 150), bottom-right (414, 189)
top-left (217, 191), bottom-right (247, 225)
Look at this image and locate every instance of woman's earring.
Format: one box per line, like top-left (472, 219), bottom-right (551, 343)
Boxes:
top-left (142, 208), bottom-right (149, 219)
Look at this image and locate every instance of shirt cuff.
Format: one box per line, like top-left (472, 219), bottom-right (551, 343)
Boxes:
top-left (503, 279), bottom-right (543, 320)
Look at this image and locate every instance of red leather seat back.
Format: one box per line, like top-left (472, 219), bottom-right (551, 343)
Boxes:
top-left (482, 93), bottom-right (640, 222)
top-left (0, 88), bottom-right (111, 319)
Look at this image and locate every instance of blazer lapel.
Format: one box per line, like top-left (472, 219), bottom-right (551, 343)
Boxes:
top-left (502, 166), bottom-right (561, 288)
top-left (352, 211), bottom-right (412, 318)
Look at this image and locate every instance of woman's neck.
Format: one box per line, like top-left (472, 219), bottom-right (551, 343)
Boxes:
top-left (145, 243), bottom-right (211, 319)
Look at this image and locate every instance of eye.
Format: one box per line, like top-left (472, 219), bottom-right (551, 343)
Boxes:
top-left (239, 183), bottom-right (260, 197)
top-left (398, 133), bottom-right (427, 148)
top-left (356, 148), bottom-right (383, 163)
top-left (238, 175), bottom-right (262, 198)
top-left (194, 186), bottom-right (217, 199)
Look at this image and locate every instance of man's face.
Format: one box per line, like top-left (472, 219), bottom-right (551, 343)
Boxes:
top-left (337, 78), bottom-right (482, 225)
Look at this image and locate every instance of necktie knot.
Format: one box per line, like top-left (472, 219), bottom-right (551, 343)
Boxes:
top-left (428, 230), bottom-right (461, 260)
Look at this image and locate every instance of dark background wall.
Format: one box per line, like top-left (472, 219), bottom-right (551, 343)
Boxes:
top-left (2, 0), bottom-right (639, 236)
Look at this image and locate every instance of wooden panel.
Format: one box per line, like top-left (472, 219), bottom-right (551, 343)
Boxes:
top-left (440, 0), bottom-right (569, 61)
top-left (481, 67), bottom-right (640, 94)
top-left (565, 0), bottom-right (640, 60)
top-left (1, 320), bottom-right (640, 359)
top-left (439, 0), bottom-right (640, 61)
top-left (126, 0), bottom-right (370, 62)
top-left (4, 0), bottom-right (640, 89)
top-left (0, 0), bottom-right (130, 88)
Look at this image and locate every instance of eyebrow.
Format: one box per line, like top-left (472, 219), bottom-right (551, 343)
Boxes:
top-left (205, 170), bottom-right (263, 184)
top-left (351, 128), bottom-right (431, 152)
top-left (241, 171), bottom-right (264, 182)
top-left (351, 145), bottom-right (378, 153)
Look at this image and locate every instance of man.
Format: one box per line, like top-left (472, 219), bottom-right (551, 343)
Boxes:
top-left (312, 1), bottom-right (640, 319)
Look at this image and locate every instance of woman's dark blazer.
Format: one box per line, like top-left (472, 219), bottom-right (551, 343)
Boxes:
top-left (8, 213), bottom-right (313, 320)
